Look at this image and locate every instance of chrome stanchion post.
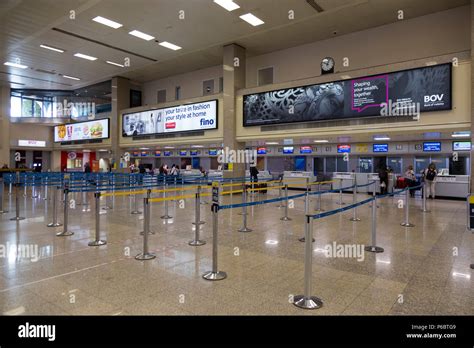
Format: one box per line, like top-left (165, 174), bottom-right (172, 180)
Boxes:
top-left (336, 178), bottom-right (345, 205)
top-left (88, 192), bottom-right (107, 246)
top-left (294, 215), bottom-right (323, 309)
top-left (135, 197), bottom-right (156, 260)
top-left (238, 183), bottom-right (252, 232)
top-left (365, 195), bottom-right (384, 253)
top-left (31, 177), bottom-right (38, 199)
top-left (102, 177), bottom-right (113, 210)
top-left (47, 186), bottom-right (62, 227)
top-left (8, 180), bottom-right (12, 196)
top-left (160, 182), bottom-right (172, 219)
top-left (280, 184), bottom-right (292, 221)
top-left (189, 186), bottom-right (206, 246)
top-left (0, 178), bottom-right (7, 214)
top-left (57, 187), bottom-right (73, 236)
top-left (421, 183), bottom-right (430, 213)
top-left (131, 183), bottom-right (142, 214)
top-left (350, 176), bottom-right (360, 222)
top-left (401, 188), bottom-right (415, 227)
top-left (314, 183), bottom-right (324, 212)
top-left (276, 184), bottom-right (284, 208)
top-left (203, 183), bottom-right (227, 281)
top-left (299, 192), bottom-right (315, 243)
top-left (43, 176), bottom-right (49, 201)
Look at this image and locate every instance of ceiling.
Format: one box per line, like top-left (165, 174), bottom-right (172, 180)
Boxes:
top-left (0, 0), bottom-right (468, 90)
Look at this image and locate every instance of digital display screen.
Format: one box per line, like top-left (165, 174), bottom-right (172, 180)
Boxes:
top-left (179, 151), bottom-right (187, 156)
top-left (452, 141), bottom-right (471, 151)
top-left (373, 144), bottom-right (388, 153)
top-left (155, 151), bottom-right (161, 157)
top-left (209, 149), bottom-right (218, 156)
top-left (337, 145), bottom-right (351, 153)
top-left (190, 150), bottom-right (198, 156)
top-left (132, 151), bottom-right (139, 157)
top-left (257, 147), bottom-right (267, 155)
top-left (283, 146), bottom-right (294, 154)
top-left (164, 151), bottom-right (172, 156)
top-left (423, 142), bottom-right (441, 152)
top-left (140, 151), bottom-right (148, 157)
top-left (300, 146), bottom-right (312, 154)
top-left (54, 119), bottom-right (110, 142)
top-left (243, 64), bottom-right (451, 127)
top-left (122, 100), bottom-right (217, 136)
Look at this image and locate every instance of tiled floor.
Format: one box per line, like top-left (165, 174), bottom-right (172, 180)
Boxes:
top-left (0, 185), bottom-right (473, 315)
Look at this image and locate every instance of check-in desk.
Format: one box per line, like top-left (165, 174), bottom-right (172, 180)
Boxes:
top-left (282, 171), bottom-right (316, 189)
top-left (332, 172), bottom-right (395, 194)
top-left (434, 175), bottom-right (469, 199)
top-left (245, 170), bottom-right (273, 181)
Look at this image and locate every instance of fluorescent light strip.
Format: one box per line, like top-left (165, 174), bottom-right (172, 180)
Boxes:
top-left (452, 133), bottom-right (470, 138)
top-left (62, 75), bottom-right (80, 81)
top-left (4, 62), bottom-right (28, 69)
top-left (128, 30), bottom-right (155, 41)
top-left (265, 142), bottom-right (279, 145)
top-left (374, 137), bottom-right (390, 141)
top-left (74, 53), bottom-right (97, 61)
top-left (92, 16), bottom-right (123, 29)
top-left (158, 41), bottom-right (182, 51)
top-left (239, 13), bottom-right (264, 26)
top-left (314, 140), bottom-right (329, 143)
top-left (213, 0), bottom-right (240, 11)
top-left (40, 44), bottom-right (64, 53)
top-left (106, 60), bottom-right (124, 67)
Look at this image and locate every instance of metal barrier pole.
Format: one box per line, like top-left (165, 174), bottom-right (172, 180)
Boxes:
top-left (0, 178), bottom-right (8, 214)
top-left (131, 183), bottom-right (142, 214)
top-left (160, 183), bottom-right (172, 219)
top-left (88, 192), bottom-right (107, 246)
top-left (299, 192), bottom-right (315, 243)
top-left (349, 176), bottom-right (360, 222)
top-left (103, 177), bottom-right (113, 210)
top-left (43, 176), bottom-right (49, 201)
top-left (140, 189), bottom-right (155, 235)
top-left (238, 183), bottom-right (252, 232)
top-left (203, 194), bottom-right (227, 281)
top-left (135, 197), bottom-right (156, 260)
top-left (276, 185), bottom-right (284, 208)
top-left (314, 183), bottom-right (324, 212)
top-left (336, 178), bottom-right (345, 205)
top-left (8, 180), bottom-right (12, 196)
top-left (31, 177), bottom-right (38, 199)
top-left (10, 180), bottom-right (25, 221)
top-left (401, 188), bottom-right (415, 227)
top-left (280, 184), bottom-right (292, 221)
top-left (57, 188), bottom-right (73, 236)
top-left (421, 183), bottom-right (430, 213)
top-left (47, 186), bottom-right (62, 227)
top-left (189, 186), bottom-right (206, 246)
top-left (294, 215), bottom-right (323, 309)
top-left (23, 179), bottom-right (27, 197)
top-left (364, 195), bottom-right (384, 253)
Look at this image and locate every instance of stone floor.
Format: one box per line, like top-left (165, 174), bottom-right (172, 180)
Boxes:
top-left (0, 184), bottom-right (473, 315)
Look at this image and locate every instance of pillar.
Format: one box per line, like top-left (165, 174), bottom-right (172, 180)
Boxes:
top-left (223, 44), bottom-right (246, 179)
top-left (0, 86), bottom-right (11, 166)
top-left (471, 0), bottom-right (474, 192)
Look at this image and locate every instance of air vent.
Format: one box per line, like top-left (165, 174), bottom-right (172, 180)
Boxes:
top-left (306, 0), bottom-right (324, 12)
top-left (261, 116), bottom-right (415, 132)
top-left (132, 131), bottom-right (205, 141)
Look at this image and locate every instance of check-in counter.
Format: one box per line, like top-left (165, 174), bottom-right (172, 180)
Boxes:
top-left (245, 170), bottom-right (272, 181)
top-left (332, 172), bottom-right (396, 193)
top-left (181, 169), bottom-right (203, 178)
top-left (282, 171), bottom-right (315, 189)
top-left (434, 175), bottom-right (469, 198)
top-left (207, 170), bottom-right (223, 180)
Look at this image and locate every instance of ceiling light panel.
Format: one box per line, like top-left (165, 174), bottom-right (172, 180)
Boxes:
top-left (240, 13), bottom-right (264, 26)
top-left (40, 44), bottom-right (64, 53)
top-left (129, 30), bottom-right (155, 41)
top-left (106, 60), bottom-right (125, 67)
top-left (74, 53), bottom-right (97, 61)
top-left (214, 0), bottom-right (240, 11)
top-left (4, 62), bottom-right (28, 69)
top-left (92, 16), bottom-right (123, 29)
top-left (158, 41), bottom-right (182, 50)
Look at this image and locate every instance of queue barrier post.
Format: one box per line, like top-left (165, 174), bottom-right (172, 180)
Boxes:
top-left (189, 185), bottom-right (206, 246)
top-left (102, 177), bottom-right (113, 210)
top-left (299, 191), bottom-right (315, 243)
top-left (140, 189), bottom-right (155, 235)
top-left (43, 176), bottom-right (49, 201)
top-left (135, 197), bottom-right (156, 260)
top-left (160, 182), bottom-right (172, 219)
top-left (349, 176), bottom-right (361, 222)
top-left (23, 178), bottom-right (27, 197)
top-left (0, 178), bottom-right (7, 214)
top-left (238, 183), bottom-right (252, 232)
top-left (364, 194), bottom-right (384, 253)
top-left (293, 215), bottom-right (323, 310)
top-left (31, 177), bottom-right (38, 199)
top-left (202, 184), bottom-right (227, 281)
top-left (47, 186), bottom-right (62, 227)
top-left (280, 184), bottom-right (292, 221)
top-left (57, 187), bottom-right (74, 237)
top-left (131, 183), bottom-right (142, 215)
top-left (88, 192), bottom-right (107, 246)
top-left (336, 178), bottom-right (345, 205)
top-left (401, 188), bottom-right (415, 227)
top-left (276, 185), bottom-right (285, 208)
top-left (421, 183), bottom-right (430, 213)
top-left (8, 180), bottom-right (12, 196)
top-left (314, 183), bottom-right (324, 212)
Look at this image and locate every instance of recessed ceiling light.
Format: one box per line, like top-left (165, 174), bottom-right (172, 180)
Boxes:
top-left (4, 62), bottom-right (28, 69)
top-left (240, 13), bottom-right (264, 26)
top-left (451, 132), bottom-right (471, 138)
top-left (314, 140), bottom-right (329, 143)
top-left (92, 16), bottom-right (123, 29)
top-left (213, 0), bottom-right (240, 11)
top-left (158, 41), bottom-right (182, 51)
top-left (74, 53), bottom-right (97, 61)
top-left (340, 75), bottom-right (351, 79)
top-left (128, 30), bottom-right (155, 41)
top-left (265, 142), bottom-right (279, 145)
top-left (106, 60), bottom-right (124, 67)
top-left (62, 75), bottom-right (81, 81)
top-left (164, 146), bottom-right (175, 149)
top-left (191, 145), bottom-right (204, 148)
top-left (373, 136), bottom-right (390, 141)
top-left (40, 44), bottom-right (64, 53)
top-left (265, 240), bottom-right (278, 245)
top-left (139, 147), bottom-right (150, 150)
top-left (425, 61), bottom-right (437, 66)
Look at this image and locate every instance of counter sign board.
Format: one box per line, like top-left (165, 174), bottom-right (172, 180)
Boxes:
top-left (212, 182), bottom-right (219, 203)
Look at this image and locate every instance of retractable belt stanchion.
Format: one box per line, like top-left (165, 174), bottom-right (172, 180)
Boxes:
top-left (135, 196), bottom-right (156, 260)
top-left (349, 176), bottom-right (361, 222)
top-left (189, 185), bottom-right (206, 246)
top-left (140, 189), bottom-right (155, 235)
top-left (102, 176), bottom-right (113, 210)
top-left (0, 178), bottom-right (8, 214)
top-left (401, 188), bottom-right (415, 227)
top-left (10, 173), bottom-right (25, 221)
top-left (31, 177), bottom-right (38, 199)
top-left (276, 184), bottom-right (284, 208)
top-left (160, 181), bottom-right (172, 219)
top-left (299, 191), bottom-right (314, 243)
top-left (47, 186), bottom-right (62, 227)
top-left (23, 177), bottom-right (27, 197)
top-left (43, 176), bottom-right (49, 201)
top-left (203, 182), bottom-right (227, 281)
top-left (280, 184), bottom-right (292, 221)
top-left (336, 178), bottom-right (345, 205)
top-left (294, 215), bottom-right (323, 309)
top-left (314, 182), bottom-right (324, 212)
top-left (88, 192), bottom-right (107, 246)
top-left (131, 182), bottom-right (142, 215)
top-left (57, 187), bottom-right (73, 237)
top-left (8, 179), bottom-right (12, 196)
top-left (238, 183), bottom-right (252, 233)
top-left (364, 192), bottom-right (384, 253)
top-left (421, 183), bottom-right (430, 213)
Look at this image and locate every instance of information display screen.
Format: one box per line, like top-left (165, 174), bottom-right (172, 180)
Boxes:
top-left (190, 150), bottom-right (198, 156)
top-left (300, 146), bottom-right (312, 154)
top-left (122, 100), bottom-right (217, 136)
top-left (453, 141), bottom-right (471, 151)
top-left (155, 151), bottom-right (161, 157)
top-left (337, 145), bottom-right (351, 153)
top-left (423, 142), bottom-right (441, 152)
top-left (179, 151), bottom-right (187, 156)
top-left (283, 146), bottom-right (294, 154)
top-left (164, 151), bottom-right (172, 156)
top-left (54, 119), bottom-right (109, 142)
top-left (209, 149), bottom-right (218, 156)
top-left (243, 64), bottom-right (451, 126)
top-left (373, 144), bottom-right (388, 153)
top-left (257, 147), bottom-right (267, 155)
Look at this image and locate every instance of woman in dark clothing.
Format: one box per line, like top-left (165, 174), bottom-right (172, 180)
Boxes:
top-left (378, 165), bottom-right (388, 195)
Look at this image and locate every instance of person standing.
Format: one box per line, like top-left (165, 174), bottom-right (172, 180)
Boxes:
top-left (423, 163), bottom-right (437, 199)
top-left (404, 165), bottom-right (416, 197)
top-left (249, 160), bottom-right (259, 183)
top-left (378, 165), bottom-right (388, 195)
top-left (84, 162), bottom-right (92, 173)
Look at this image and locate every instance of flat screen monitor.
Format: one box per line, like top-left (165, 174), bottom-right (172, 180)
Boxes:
top-left (190, 150), bottom-right (198, 156)
top-left (179, 151), bottom-right (187, 156)
top-left (209, 149), bottom-right (218, 156)
top-left (337, 144), bottom-right (351, 153)
top-left (452, 141), bottom-right (471, 151)
top-left (300, 146), bottom-right (312, 154)
top-left (423, 142), bottom-right (441, 152)
top-left (164, 151), bottom-right (172, 156)
top-left (283, 146), bottom-right (294, 154)
top-left (373, 144), bottom-right (388, 153)
top-left (154, 151), bottom-right (161, 157)
top-left (257, 147), bottom-right (267, 155)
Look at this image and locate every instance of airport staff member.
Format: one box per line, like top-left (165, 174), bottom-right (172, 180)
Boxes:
top-left (249, 160), bottom-right (259, 183)
top-left (404, 165), bottom-right (417, 197)
top-left (423, 163), bottom-right (437, 199)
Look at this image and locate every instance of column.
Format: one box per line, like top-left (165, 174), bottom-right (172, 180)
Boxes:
top-left (223, 44), bottom-right (246, 179)
top-left (0, 86), bottom-right (11, 166)
top-left (471, 0), bottom-right (474, 192)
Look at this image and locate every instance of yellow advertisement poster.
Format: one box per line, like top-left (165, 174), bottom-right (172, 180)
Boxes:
top-left (356, 144), bottom-right (368, 153)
